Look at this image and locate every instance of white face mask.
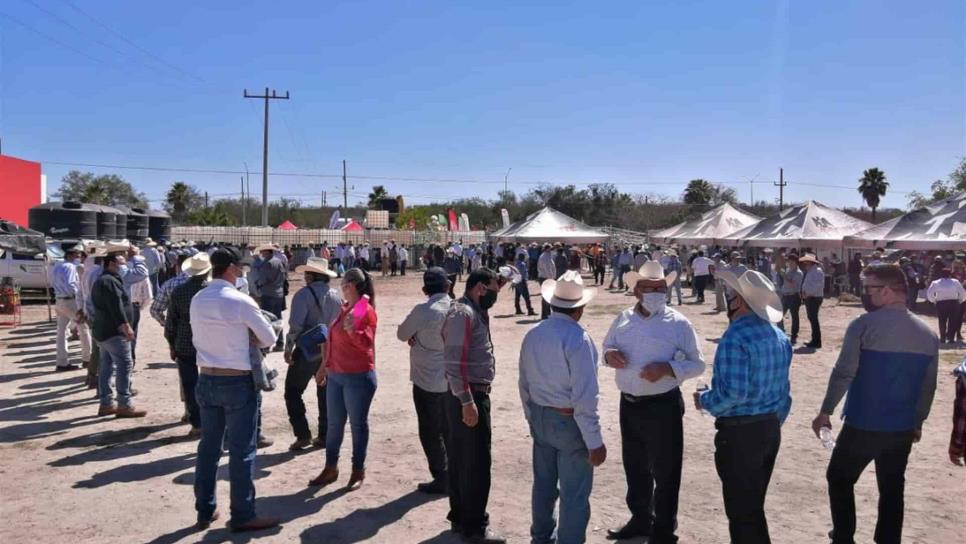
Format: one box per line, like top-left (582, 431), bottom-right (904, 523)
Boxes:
top-left (640, 292), bottom-right (666, 315)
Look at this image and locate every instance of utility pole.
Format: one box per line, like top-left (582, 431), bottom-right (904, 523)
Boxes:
top-left (241, 176), bottom-right (247, 226)
top-left (244, 87), bottom-right (290, 226)
top-left (774, 167), bottom-right (787, 211)
top-left (342, 159), bottom-right (348, 208)
top-left (504, 167), bottom-right (512, 195)
top-left (204, 191), bottom-right (209, 209)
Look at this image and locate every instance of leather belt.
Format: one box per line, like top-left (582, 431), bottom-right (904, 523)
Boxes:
top-left (621, 387), bottom-right (681, 404)
top-left (468, 383), bottom-right (492, 394)
top-left (550, 406), bottom-right (574, 416)
top-left (200, 367), bottom-right (252, 376)
top-left (715, 413), bottom-right (778, 429)
top-left (56, 296), bottom-right (75, 300)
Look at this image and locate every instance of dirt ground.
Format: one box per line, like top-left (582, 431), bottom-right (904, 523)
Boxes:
top-left (1, 272), bottom-right (963, 544)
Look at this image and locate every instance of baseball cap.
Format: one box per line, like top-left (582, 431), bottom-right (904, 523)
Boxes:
top-left (423, 267), bottom-right (449, 288)
top-left (210, 247), bottom-right (242, 267)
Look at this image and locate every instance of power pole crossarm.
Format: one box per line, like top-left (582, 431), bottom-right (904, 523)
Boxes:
top-left (774, 168), bottom-right (787, 211)
top-left (244, 88), bottom-right (290, 227)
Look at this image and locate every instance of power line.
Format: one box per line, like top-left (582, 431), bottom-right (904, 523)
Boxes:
top-left (0, 10), bottom-right (116, 68)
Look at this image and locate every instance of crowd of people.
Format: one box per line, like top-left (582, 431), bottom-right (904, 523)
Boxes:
top-left (43, 234), bottom-right (966, 543)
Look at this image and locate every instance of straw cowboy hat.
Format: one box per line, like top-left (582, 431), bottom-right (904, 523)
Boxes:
top-left (540, 270), bottom-right (597, 308)
top-left (623, 261), bottom-right (678, 288)
top-left (714, 269), bottom-right (783, 323)
top-left (295, 257), bottom-right (337, 278)
top-left (798, 253), bottom-right (820, 265)
top-left (143, 237), bottom-right (157, 247)
top-left (255, 243), bottom-right (278, 253)
top-left (181, 253), bottom-right (212, 277)
top-left (106, 240), bottom-right (131, 254)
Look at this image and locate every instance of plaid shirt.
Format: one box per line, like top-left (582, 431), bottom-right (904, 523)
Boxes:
top-left (952, 358), bottom-right (966, 459)
top-left (700, 314), bottom-right (793, 423)
top-left (665, 257), bottom-right (683, 276)
top-left (150, 272), bottom-right (188, 326)
top-left (164, 275), bottom-right (208, 360)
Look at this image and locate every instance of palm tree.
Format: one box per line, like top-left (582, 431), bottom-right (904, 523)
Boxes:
top-left (165, 182), bottom-right (202, 222)
top-left (367, 185), bottom-right (389, 208)
top-left (858, 168), bottom-right (889, 221)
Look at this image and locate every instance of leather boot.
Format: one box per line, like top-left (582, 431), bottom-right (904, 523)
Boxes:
top-left (347, 468), bottom-right (365, 490)
top-left (308, 466), bottom-right (339, 487)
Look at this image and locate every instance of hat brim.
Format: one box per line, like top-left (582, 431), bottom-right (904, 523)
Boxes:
top-left (295, 264), bottom-right (337, 277)
top-left (715, 270), bottom-right (784, 323)
top-left (540, 280), bottom-right (597, 308)
top-left (181, 259), bottom-right (212, 276)
top-left (623, 270), bottom-right (678, 288)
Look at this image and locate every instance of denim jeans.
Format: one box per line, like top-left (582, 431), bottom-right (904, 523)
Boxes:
top-left (528, 403), bottom-right (593, 544)
top-left (194, 373), bottom-right (260, 526)
top-left (98, 335), bottom-right (134, 408)
top-left (666, 277), bottom-right (683, 305)
top-left (325, 371), bottom-right (377, 470)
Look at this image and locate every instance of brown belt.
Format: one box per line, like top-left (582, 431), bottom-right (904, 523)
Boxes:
top-left (200, 367), bottom-right (251, 376)
top-left (551, 407), bottom-right (574, 416)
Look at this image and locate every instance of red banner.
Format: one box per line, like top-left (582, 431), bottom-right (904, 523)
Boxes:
top-left (447, 208), bottom-right (459, 231)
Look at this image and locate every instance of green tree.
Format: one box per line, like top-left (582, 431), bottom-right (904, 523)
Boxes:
top-left (682, 179), bottom-right (715, 206)
top-left (188, 203), bottom-right (234, 226)
top-left (907, 179), bottom-right (956, 209)
top-left (857, 167), bottom-right (889, 221)
top-left (367, 185), bottom-right (390, 208)
top-left (56, 170), bottom-right (148, 208)
top-left (163, 182), bottom-right (204, 223)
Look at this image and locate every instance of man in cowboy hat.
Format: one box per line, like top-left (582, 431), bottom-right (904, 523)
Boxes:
top-left (603, 261), bottom-right (706, 543)
top-left (252, 243), bottom-right (287, 351)
top-left (52, 243), bottom-right (92, 371)
top-left (164, 253), bottom-right (213, 438)
top-left (695, 269), bottom-right (792, 544)
top-left (799, 253), bottom-right (826, 349)
top-left (397, 267), bottom-right (454, 494)
top-left (664, 250), bottom-right (684, 306)
top-left (812, 263), bottom-right (938, 544)
top-left (142, 237), bottom-right (163, 295)
top-left (283, 257), bottom-right (343, 451)
top-left (537, 244), bottom-right (558, 319)
top-left (519, 270), bottom-right (606, 544)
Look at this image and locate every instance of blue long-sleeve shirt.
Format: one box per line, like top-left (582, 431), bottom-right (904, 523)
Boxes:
top-left (699, 314), bottom-right (793, 423)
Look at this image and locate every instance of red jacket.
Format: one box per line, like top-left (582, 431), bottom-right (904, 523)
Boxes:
top-left (326, 302), bottom-right (377, 374)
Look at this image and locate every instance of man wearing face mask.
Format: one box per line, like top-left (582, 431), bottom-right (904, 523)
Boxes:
top-left (694, 269), bottom-right (791, 544)
top-left (811, 264), bottom-right (938, 544)
top-left (442, 268), bottom-right (506, 544)
top-left (603, 261), bottom-right (706, 543)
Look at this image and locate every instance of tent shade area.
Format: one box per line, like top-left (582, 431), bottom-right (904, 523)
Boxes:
top-left (719, 200), bottom-right (873, 249)
top-left (277, 220), bottom-right (297, 231)
top-left (0, 220), bottom-right (46, 255)
top-left (844, 192), bottom-right (966, 250)
top-left (650, 202), bottom-right (761, 245)
top-left (491, 207), bottom-right (609, 244)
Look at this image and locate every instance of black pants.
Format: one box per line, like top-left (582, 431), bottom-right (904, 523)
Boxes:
top-left (445, 390), bottom-right (491, 536)
top-left (538, 278), bottom-right (551, 320)
top-left (400, 261), bottom-right (407, 276)
top-left (414, 385), bottom-right (448, 481)
top-left (447, 274), bottom-right (457, 299)
top-left (936, 299), bottom-right (960, 343)
top-left (694, 275), bottom-right (710, 302)
top-left (779, 295), bottom-right (801, 340)
top-left (284, 351), bottom-right (327, 440)
top-left (714, 415), bottom-right (781, 544)
top-left (390, 260), bottom-right (398, 276)
top-left (176, 355), bottom-right (200, 429)
top-left (619, 389), bottom-right (684, 542)
top-left (827, 425), bottom-right (913, 544)
top-left (593, 264), bottom-right (606, 285)
top-left (514, 283), bottom-right (534, 314)
top-left (804, 297), bottom-right (823, 346)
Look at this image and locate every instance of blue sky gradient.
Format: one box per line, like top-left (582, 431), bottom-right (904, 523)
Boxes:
top-left (1, 0), bottom-right (963, 210)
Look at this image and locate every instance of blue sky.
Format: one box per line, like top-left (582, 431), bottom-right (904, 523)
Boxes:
top-left (1, 0), bottom-right (963, 211)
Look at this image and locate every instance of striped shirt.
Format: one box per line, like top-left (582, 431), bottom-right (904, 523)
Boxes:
top-left (443, 296), bottom-right (495, 405)
top-left (699, 314), bottom-right (793, 423)
top-left (150, 272), bottom-right (189, 325)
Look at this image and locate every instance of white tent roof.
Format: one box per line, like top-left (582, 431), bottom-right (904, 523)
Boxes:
top-left (844, 192), bottom-right (966, 250)
top-left (651, 203), bottom-right (761, 245)
top-left (491, 207), bottom-right (609, 243)
top-left (719, 200), bottom-right (873, 249)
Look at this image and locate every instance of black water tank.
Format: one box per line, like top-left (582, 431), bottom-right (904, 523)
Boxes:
top-left (146, 209), bottom-right (172, 241)
top-left (89, 204), bottom-right (118, 240)
top-left (114, 208), bottom-right (128, 240)
top-left (28, 201), bottom-right (98, 239)
top-left (116, 206), bottom-right (148, 241)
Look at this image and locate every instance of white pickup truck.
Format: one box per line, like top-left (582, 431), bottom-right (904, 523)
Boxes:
top-left (0, 241), bottom-right (72, 291)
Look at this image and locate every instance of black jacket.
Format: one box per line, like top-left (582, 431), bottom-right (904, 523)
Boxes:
top-left (91, 271), bottom-right (132, 342)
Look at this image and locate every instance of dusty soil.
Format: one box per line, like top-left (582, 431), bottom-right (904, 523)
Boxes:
top-left (1, 273), bottom-right (963, 543)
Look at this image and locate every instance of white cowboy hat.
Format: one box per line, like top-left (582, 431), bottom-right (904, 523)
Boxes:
top-left (798, 253), bottom-right (820, 264)
top-left (181, 253), bottom-right (212, 276)
top-left (540, 270), bottom-right (597, 308)
top-left (254, 243), bottom-right (278, 253)
top-left (714, 269), bottom-right (783, 323)
top-left (295, 257), bottom-right (337, 278)
top-left (144, 237), bottom-right (157, 247)
top-left (623, 261), bottom-right (677, 287)
top-left (106, 240), bottom-right (131, 254)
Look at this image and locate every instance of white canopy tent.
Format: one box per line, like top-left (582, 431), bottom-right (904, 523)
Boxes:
top-left (843, 192), bottom-right (966, 250)
top-left (491, 207), bottom-right (610, 244)
top-left (650, 202), bottom-right (761, 246)
top-left (719, 200), bottom-right (873, 249)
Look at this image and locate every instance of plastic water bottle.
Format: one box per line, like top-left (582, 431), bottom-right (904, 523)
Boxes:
top-left (819, 426), bottom-right (836, 450)
top-left (695, 380), bottom-right (710, 417)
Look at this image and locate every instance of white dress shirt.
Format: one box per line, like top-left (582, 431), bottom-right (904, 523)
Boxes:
top-left (519, 313), bottom-right (603, 449)
top-left (190, 279), bottom-right (277, 370)
top-left (801, 265), bottom-right (826, 298)
top-left (602, 305), bottom-right (706, 396)
top-left (398, 247), bottom-right (409, 262)
top-left (691, 256), bottom-right (713, 276)
top-left (537, 252), bottom-right (556, 280)
top-left (927, 278), bottom-right (966, 303)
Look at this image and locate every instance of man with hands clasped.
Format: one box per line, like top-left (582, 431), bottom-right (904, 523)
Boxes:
top-left (602, 261), bottom-right (706, 544)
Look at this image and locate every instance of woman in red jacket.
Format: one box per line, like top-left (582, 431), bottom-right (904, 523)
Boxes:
top-left (310, 267), bottom-right (377, 489)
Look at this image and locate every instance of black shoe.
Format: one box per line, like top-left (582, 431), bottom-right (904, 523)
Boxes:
top-left (606, 522), bottom-right (647, 540)
top-left (450, 522), bottom-right (463, 535)
top-left (514, 311), bottom-right (524, 315)
top-left (790, 336), bottom-right (798, 345)
top-left (527, 311), bottom-right (537, 316)
top-left (416, 479), bottom-right (447, 494)
top-left (55, 364), bottom-right (81, 372)
top-left (462, 529), bottom-right (506, 544)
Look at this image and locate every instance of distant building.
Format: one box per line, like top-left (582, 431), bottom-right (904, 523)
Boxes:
top-left (0, 154), bottom-right (45, 225)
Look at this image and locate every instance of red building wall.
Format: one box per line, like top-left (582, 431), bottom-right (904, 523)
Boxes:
top-left (0, 155), bottom-right (43, 226)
